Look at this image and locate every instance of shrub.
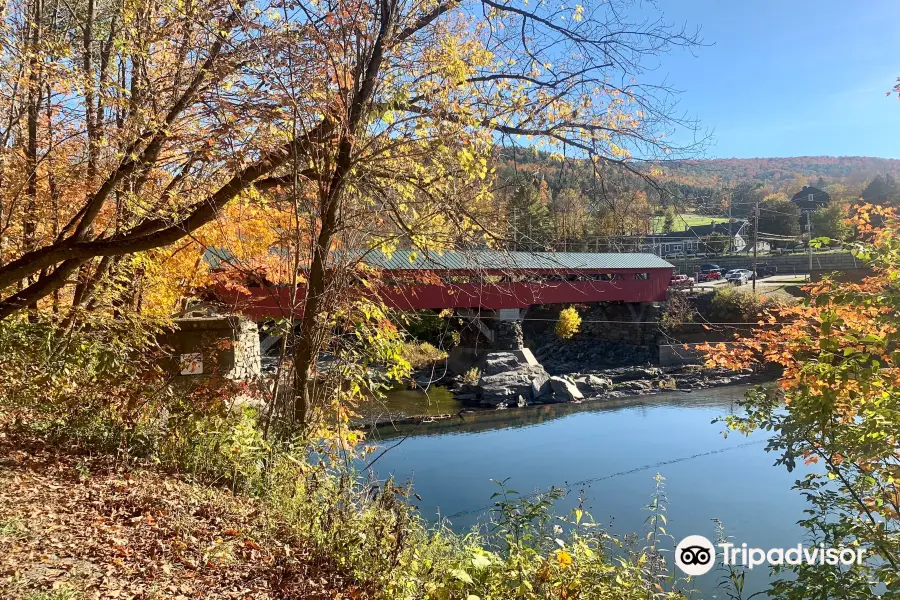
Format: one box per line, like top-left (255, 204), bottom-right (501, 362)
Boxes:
top-left (661, 290), bottom-right (695, 334)
top-left (555, 306), bottom-right (582, 339)
top-left (708, 286), bottom-right (788, 323)
top-left (0, 315), bottom-right (166, 435)
top-left (399, 341), bottom-right (448, 369)
top-left (0, 315), bottom-right (251, 460)
top-left (401, 310), bottom-right (448, 344)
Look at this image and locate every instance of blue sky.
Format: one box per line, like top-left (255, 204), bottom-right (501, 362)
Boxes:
top-left (650, 0), bottom-right (900, 158)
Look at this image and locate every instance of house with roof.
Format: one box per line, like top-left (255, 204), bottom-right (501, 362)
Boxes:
top-left (640, 221), bottom-right (755, 256)
top-left (791, 186), bottom-right (831, 211)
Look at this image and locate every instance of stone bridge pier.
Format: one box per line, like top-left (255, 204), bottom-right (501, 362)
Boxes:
top-left (447, 307), bottom-right (540, 374)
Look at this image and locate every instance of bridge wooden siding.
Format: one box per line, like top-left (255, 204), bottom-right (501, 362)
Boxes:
top-left (211, 251), bottom-right (674, 320)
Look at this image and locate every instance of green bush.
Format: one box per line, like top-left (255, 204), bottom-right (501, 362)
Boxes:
top-left (661, 291), bottom-right (695, 334)
top-left (708, 286), bottom-right (788, 323)
top-left (401, 310), bottom-right (450, 344)
top-left (0, 315), bottom-right (163, 445)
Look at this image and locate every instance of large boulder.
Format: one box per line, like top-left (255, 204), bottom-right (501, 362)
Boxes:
top-left (481, 352), bottom-right (522, 376)
top-left (477, 365), bottom-right (549, 407)
top-left (478, 371), bottom-right (530, 406)
top-left (531, 373), bottom-right (552, 401)
top-left (549, 376), bottom-right (583, 401)
top-left (450, 349), bottom-right (551, 408)
top-left (574, 374), bottom-right (612, 395)
top-left (620, 379), bottom-right (654, 392)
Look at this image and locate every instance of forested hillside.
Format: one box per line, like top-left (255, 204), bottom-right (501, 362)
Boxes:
top-left (493, 150), bottom-right (900, 245)
top-left (661, 156), bottom-right (900, 191)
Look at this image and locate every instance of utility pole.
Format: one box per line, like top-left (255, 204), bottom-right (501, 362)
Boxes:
top-left (727, 191), bottom-right (732, 245)
top-left (752, 196), bottom-right (759, 292)
top-left (805, 209), bottom-right (813, 281)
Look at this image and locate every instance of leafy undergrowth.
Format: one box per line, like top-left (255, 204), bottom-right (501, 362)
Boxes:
top-left (0, 317), bottom-right (691, 600)
top-left (399, 341), bottom-right (448, 370)
top-left (0, 438), bottom-right (361, 600)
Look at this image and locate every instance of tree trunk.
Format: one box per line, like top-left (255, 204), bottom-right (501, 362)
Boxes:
top-left (291, 144), bottom-right (347, 426)
top-left (70, 0), bottom-right (96, 309)
top-left (289, 0), bottom-right (395, 428)
top-left (23, 0), bottom-right (42, 312)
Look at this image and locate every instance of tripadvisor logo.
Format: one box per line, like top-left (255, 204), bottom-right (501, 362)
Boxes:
top-left (675, 535), bottom-right (716, 576)
top-left (674, 535), bottom-right (867, 576)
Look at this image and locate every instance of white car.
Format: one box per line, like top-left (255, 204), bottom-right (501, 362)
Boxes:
top-left (725, 269), bottom-right (751, 285)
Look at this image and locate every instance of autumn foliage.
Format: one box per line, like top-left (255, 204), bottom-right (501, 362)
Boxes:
top-left (704, 205), bottom-right (900, 596)
top-left (555, 306), bottom-right (582, 340)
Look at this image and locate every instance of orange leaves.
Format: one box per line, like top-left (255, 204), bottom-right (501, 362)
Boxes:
top-left (244, 538), bottom-right (262, 551)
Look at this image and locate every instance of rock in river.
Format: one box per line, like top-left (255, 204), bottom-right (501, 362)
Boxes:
top-left (549, 376), bottom-right (584, 401)
top-left (481, 352), bottom-right (523, 376)
top-left (478, 365), bottom-right (549, 407)
top-left (573, 374), bottom-right (612, 395)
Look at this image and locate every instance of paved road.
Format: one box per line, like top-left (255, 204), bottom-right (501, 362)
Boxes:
top-left (691, 274), bottom-right (808, 293)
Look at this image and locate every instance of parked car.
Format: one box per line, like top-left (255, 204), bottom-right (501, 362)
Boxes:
top-left (754, 263), bottom-right (778, 278)
top-left (743, 263), bottom-right (778, 279)
top-left (697, 264), bottom-right (722, 282)
top-left (725, 269), bottom-right (752, 285)
top-left (669, 274), bottom-right (695, 288)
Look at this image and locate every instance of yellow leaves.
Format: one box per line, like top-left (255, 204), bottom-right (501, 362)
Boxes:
top-left (556, 549), bottom-right (573, 567)
top-left (573, 4), bottom-right (584, 21)
top-left (608, 142), bottom-right (630, 159)
top-left (457, 146), bottom-right (489, 181)
top-left (555, 307), bottom-right (581, 340)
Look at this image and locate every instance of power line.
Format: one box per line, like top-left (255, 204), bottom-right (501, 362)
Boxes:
top-left (466, 315), bottom-right (793, 327)
top-left (441, 439), bottom-right (768, 521)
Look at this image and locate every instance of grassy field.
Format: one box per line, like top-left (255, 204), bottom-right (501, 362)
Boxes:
top-left (651, 213), bottom-right (729, 233)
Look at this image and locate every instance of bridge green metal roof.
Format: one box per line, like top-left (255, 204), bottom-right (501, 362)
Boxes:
top-left (360, 250), bottom-right (673, 271)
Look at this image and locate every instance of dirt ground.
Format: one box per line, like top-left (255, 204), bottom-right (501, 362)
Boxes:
top-left (0, 437), bottom-right (360, 600)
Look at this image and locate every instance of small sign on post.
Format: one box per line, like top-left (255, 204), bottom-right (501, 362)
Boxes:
top-left (180, 352), bottom-right (203, 375)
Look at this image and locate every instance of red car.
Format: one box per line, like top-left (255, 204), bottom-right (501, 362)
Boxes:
top-left (669, 274), bottom-right (695, 288)
top-left (697, 264), bottom-right (723, 282)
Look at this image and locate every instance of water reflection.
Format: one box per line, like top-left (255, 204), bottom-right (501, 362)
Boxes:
top-left (356, 384), bottom-right (462, 425)
top-left (364, 385), bottom-right (806, 599)
top-left (366, 386), bottom-right (748, 440)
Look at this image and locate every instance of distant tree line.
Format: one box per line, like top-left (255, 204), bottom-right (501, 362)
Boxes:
top-left (492, 149), bottom-right (900, 250)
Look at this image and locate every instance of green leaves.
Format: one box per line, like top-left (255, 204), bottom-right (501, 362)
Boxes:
top-left (450, 568), bottom-right (474, 584)
top-left (714, 208), bottom-right (900, 598)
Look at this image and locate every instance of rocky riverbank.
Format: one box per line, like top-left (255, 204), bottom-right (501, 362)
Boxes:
top-left (361, 365), bottom-right (764, 433)
top-left (533, 339), bottom-right (657, 374)
top-left (441, 351), bottom-right (757, 409)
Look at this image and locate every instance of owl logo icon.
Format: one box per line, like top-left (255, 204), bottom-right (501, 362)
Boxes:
top-left (675, 535), bottom-right (716, 576)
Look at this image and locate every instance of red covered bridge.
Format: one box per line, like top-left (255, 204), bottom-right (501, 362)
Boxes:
top-left (213, 250), bottom-right (674, 321)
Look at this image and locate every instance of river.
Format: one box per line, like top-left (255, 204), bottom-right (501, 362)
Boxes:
top-left (362, 384), bottom-right (808, 598)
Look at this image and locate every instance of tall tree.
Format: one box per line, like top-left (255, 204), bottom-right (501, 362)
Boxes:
top-left (662, 207), bottom-right (676, 233)
top-left (861, 174), bottom-right (900, 207)
top-left (507, 178), bottom-right (551, 250)
top-left (0, 0), bottom-right (704, 427)
top-left (809, 203), bottom-right (849, 242)
top-left (551, 187), bottom-right (588, 247)
top-left (757, 194), bottom-right (801, 242)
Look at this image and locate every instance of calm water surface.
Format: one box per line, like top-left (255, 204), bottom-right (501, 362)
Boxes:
top-left (363, 385), bottom-right (808, 598)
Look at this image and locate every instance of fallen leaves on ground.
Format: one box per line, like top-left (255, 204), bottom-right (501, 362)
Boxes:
top-left (0, 438), bottom-right (365, 599)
